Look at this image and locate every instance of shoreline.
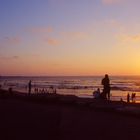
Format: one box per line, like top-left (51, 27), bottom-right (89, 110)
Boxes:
top-left (2, 86), bottom-right (140, 103)
top-left (1, 89), bottom-right (140, 117)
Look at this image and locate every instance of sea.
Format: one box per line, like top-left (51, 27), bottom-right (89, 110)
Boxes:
top-left (0, 76), bottom-right (140, 102)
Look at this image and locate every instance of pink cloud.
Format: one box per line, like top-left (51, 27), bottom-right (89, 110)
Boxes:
top-left (0, 36), bottom-right (22, 47)
top-left (5, 37), bottom-right (21, 45)
top-left (45, 38), bottom-right (61, 46)
top-left (105, 19), bottom-right (120, 26)
top-left (102, 0), bottom-right (123, 5)
top-left (0, 55), bottom-right (19, 60)
top-left (61, 31), bottom-right (89, 40)
top-left (28, 27), bottom-right (53, 34)
top-left (119, 34), bottom-right (140, 42)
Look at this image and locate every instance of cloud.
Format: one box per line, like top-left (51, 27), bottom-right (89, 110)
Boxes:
top-left (0, 36), bottom-right (21, 47)
top-left (116, 33), bottom-right (140, 48)
top-left (4, 37), bottom-right (21, 45)
top-left (26, 26), bottom-right (55, 45)
top-left (102, 0), bottom-right (123, 5)
top-left (119, 34), bottom-right (140, 43)
top-left (26, 27), bottom-right (89, 47)
top-left (61, 31), bottom-right (89, 40)
top-left (27, 27), bottom-right (53, 34)
top-left (104, 19), bottom-right (121, 27)
top-left (12, 56), bottom-right (19, 59)
top-left (0, 55), bottom-right (19, 60)
top-left (45, 38), bottom-right (61, 46)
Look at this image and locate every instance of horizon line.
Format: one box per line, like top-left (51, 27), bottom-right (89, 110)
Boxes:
top-left (1, 74), bottom-right (140, 77)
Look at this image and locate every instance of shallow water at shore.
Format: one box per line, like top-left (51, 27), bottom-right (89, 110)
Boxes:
top-left (0, 76), bottom-right (140, 102)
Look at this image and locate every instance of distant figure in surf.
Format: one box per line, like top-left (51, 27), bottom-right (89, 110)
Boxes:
top-left (28, 80), bottom-right (32, 95)
top-left (101, 74), bottom-right (111, 100)
top-left (127, 93), bottom-right (130, 103)
top-left (131, 93), bottom-right (136, 103)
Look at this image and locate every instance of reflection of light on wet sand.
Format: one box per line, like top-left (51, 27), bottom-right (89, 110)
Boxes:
top-left (57, 89), bottom-right (140, 103)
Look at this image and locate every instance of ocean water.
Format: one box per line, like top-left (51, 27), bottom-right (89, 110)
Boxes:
top-left (0, 76), bottom-right (140, 102)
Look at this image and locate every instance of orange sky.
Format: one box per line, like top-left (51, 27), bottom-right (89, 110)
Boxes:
top-left (0, 0), bottom-right (140, 76)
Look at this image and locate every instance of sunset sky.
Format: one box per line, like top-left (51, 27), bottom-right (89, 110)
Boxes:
top-left (1, 0), bottom-right (140, 76)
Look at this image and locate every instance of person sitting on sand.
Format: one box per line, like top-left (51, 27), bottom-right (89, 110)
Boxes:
top-left (100, 90), bottom-right (106, 99)
top-left (93, 88), bottom-right (100, 99)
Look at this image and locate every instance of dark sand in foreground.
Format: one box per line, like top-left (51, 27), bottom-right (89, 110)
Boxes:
top-left (0, 90), bottom-right (140, 140)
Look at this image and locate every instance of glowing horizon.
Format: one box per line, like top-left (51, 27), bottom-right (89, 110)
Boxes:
top-left (1, 0), bottom-right (140, 76)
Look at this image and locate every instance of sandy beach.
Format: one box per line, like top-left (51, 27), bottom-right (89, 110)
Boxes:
top-left (1, 90), bottom-right (140, 140)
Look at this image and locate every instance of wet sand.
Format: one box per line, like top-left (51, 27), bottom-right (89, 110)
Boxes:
top-left (0, 90), bottom-right (140, 140)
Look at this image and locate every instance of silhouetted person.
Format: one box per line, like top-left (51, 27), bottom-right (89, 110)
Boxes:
top-left (100, 90), bottom-right (106, 99)
top-left (131, 93), bottom-right (136, 103)
top-left (101, 74), bottom-right (110, 100)
top-left (93, 88), bottom-right (100, 99)
top-left (41, 88), bottom-right (45, 94)
top-left (54, 88), bottom-right (57, 94)
top-left (28, 80), bottom-right (32, 95)
top-left (0, 85), bottom-right (1, 93)
top-left (8, 87), bottom-right (13, 94)
top-left (120, 98), bottom-right (123, 102)
top-left (127, 93), bottom-right (130, 103)
top-left (34, 88), bottom-right (39, 94)
top-left (45, 88), bottom-right (48, 94)
top-left (133, 93), bottom-right (136, 102)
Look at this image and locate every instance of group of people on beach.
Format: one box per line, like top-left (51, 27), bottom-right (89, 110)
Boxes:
top-left (28, 80), bottom-right (57, 95)
top-left (127, 93), bottom-right (136, 103)
top-left (93, 74), bottom-right (111, 100)
top-left (28, 75), bottom-right (111, 99)
top-left (93, 74), bottom-right (137, 102)
top-left (34, 87), bottom-right (57, 94)
top-left (0, 74), bottom-right (138, 103)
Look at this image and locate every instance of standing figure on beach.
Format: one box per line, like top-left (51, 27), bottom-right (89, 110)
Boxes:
top-left (127, 93), bottom-right (130, 103)
top-left (101, 74), bottom-right (110, 100)
top-left (131, 93), bottom-right (136, 103)
top-left (28, 80), bottom-right (32, 95)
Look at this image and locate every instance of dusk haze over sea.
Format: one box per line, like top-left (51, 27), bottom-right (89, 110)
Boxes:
top-left (1, 1), bottom-right (140, 140)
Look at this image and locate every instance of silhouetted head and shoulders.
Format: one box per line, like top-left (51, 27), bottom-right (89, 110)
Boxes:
top-left (29, 80), bottom-right (32, 85)
top-left (102, 74), bottom-right (110, 87)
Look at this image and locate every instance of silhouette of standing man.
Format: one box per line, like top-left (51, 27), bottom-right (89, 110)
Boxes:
top-left (101, 74), bottom-right (110, 100)
top-left (28, 80), bottom-right (32, 95)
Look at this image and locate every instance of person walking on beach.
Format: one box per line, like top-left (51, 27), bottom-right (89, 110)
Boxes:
top-left (28, 80), bottom-right (32, 95)
top-left (101, 74), bottom-right (110, 100)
